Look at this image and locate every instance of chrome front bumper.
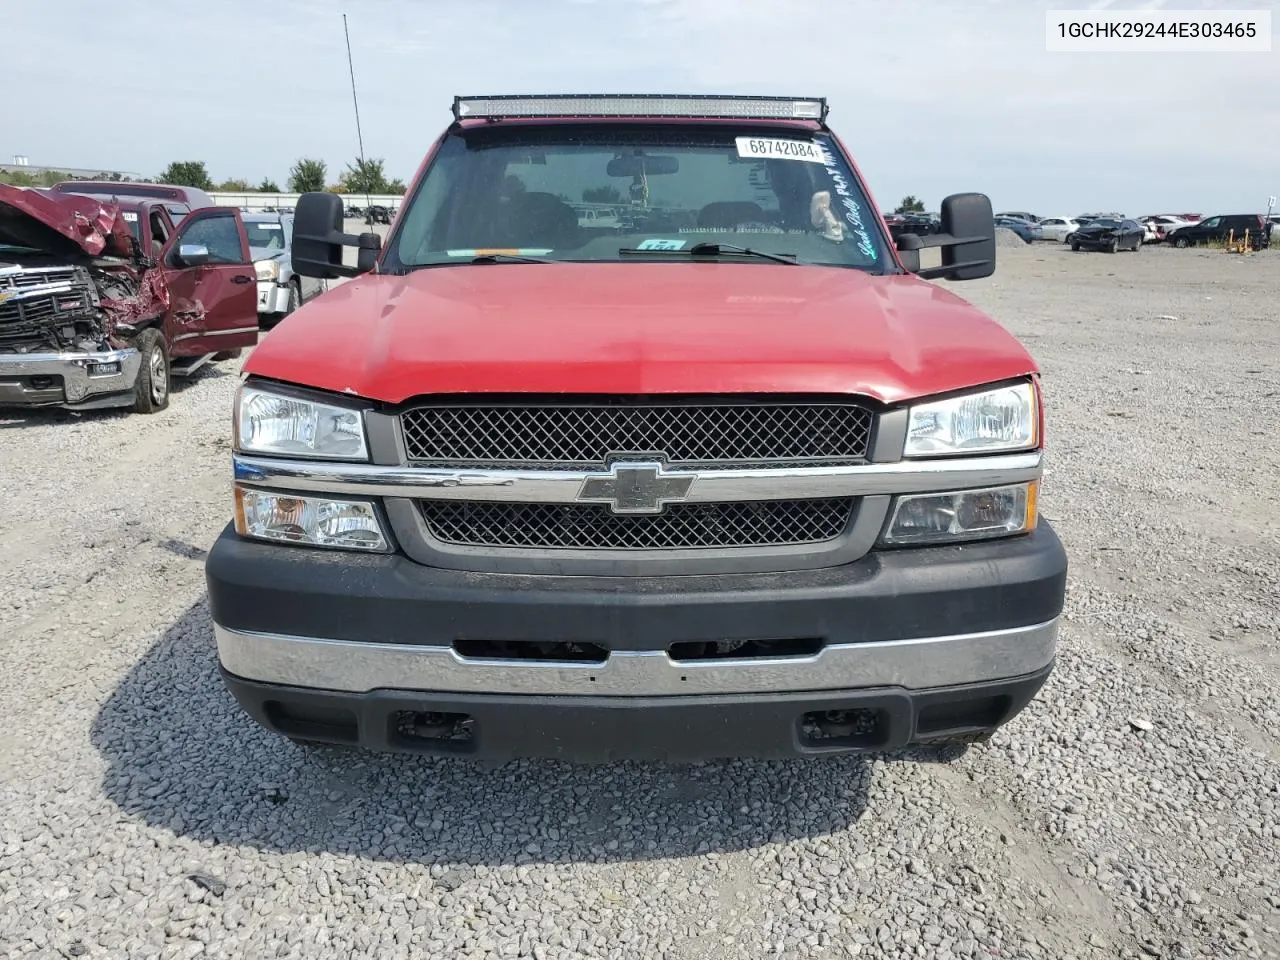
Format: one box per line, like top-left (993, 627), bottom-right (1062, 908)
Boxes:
top-left (214, 618), bottom-right (1059, 697)
top-left (0, 348), bottom-right (141, 408)
top-left (257, 280), bottom-right (289, 315)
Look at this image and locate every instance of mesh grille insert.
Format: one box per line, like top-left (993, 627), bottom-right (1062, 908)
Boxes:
top-left (419, 498), bottom-right (856, 550)
top-left (400, 399), bottom-right (874, 469)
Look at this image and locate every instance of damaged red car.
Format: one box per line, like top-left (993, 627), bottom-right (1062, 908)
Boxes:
top-left (0, 184), bottom-right (259, 413)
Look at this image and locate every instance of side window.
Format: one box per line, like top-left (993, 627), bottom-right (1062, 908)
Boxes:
top-left (149, 212), bottom-right (170, 247)
top-left (1200, 217), bottom-right (1220, 229)
top-left (174, 213), bottom-right (245, 264)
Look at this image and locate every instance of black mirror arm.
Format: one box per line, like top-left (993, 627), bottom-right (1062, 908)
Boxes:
top-left (901, 232), bottom-right (990, 250)
top-left (913, 259), bottom-right (993, 279)
top-left (294, 227), bottom-right (374, 278)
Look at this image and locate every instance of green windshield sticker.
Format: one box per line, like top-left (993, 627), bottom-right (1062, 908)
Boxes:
top-left (636, 238), bottom-right (686, 250)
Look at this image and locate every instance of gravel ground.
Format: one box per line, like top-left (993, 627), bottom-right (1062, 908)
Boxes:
top-left (1, 242), bottom-right (1278, 960)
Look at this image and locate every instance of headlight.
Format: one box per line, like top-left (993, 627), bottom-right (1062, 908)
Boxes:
top-left (235, 385), bottom-right (369, 460)
top-left (255, 259), bottom-right (280, 281)
top-left (880, 482), bottom-right (1037, 546)
top-left (905, 382), bottom-right (1037, 457)
top-left (235, 488), bottom-right (389, 551)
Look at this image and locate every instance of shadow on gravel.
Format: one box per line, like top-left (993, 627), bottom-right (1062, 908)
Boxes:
top-left (93, 601), bottom-right (878, 866)
top-left (0, 407), bottom-right (132, 430)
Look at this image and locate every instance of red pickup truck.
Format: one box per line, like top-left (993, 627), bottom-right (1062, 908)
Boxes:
top-left (0, 184), bottom-right (258, 412)
top-left (206, 95), bottom-right (1067, 762)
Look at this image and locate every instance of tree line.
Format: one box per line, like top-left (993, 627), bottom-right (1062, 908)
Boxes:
top-left (1, 158), bottom-right (409, 195)
top-left (156, 159), bottom-right (406, 195)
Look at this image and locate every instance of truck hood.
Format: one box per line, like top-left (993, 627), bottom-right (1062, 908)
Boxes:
top-left (0, 183), bottom-right (134, 259)
top-left (246, 263), bottom-right (1037, 405)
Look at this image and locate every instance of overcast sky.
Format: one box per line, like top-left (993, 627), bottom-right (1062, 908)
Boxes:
top-left (8, 0), bottom-right (1277, 214)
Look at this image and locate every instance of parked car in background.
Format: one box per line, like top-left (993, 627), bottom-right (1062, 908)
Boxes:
top-left (1036, 217), bottom-right (1083, 242)
top-left (994, 216), bottom-right (1043, 242)
top-left (898, 212), bottom-right (940, 235)
top-left (1139, 215), bottom-right (1193, 243)
top-left (1166, 214), bottom-right (1270, 249)
top-left (1069, 218), bottom-right (1143, 252)
top-left (996, 211), bottom-right (1041, 223)
top-left (1, 183), bottom-right (257, 414)
top-left (365, 205), bottom-right (392, 225)
top-left (244, 213), bottom-right (328, 327)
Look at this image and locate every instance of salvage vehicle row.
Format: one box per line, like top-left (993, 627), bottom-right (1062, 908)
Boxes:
top-left (0, 184), bottom-right (259, 413)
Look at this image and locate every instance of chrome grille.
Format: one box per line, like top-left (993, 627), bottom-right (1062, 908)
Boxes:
top-left (0, 290), bottom-right (94, 344)
top-left (0, 265), bottom-right (80, 292)
top-left (419, 498), bottom-right (857, 550)
top-left (0, 266), bottom-right (95, 345)
top-left (399, 399), bottom-right (874, 469)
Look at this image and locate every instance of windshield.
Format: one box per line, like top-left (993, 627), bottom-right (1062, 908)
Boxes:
top-left (384, 124), bottom-right (889, 271)
top-left (246, 220), bottom-right (287, 250)
top-left (1090, 219), bottom-right (1121, 228)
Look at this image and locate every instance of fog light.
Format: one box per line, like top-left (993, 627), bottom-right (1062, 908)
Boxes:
top-left (234, 487), bottom-right (389, 551)
top-left (881, 482), bottom-right (1037, 546)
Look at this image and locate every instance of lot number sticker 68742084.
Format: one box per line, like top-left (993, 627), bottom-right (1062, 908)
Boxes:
top-left (735, 137), bottom-right (826, 163)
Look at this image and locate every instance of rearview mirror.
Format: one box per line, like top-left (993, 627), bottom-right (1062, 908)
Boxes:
top-left (292, 192), bottom-right (368, 278)
top-left (177, 243), bottom-right (210, 267)
top-left (606, 155), bottom-right (679, 177)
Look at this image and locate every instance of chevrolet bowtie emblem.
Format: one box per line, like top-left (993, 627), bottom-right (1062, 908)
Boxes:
top-left (576, 461), bottom-right (697, 515)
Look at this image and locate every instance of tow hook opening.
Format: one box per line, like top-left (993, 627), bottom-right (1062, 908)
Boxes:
top-left (452, 639), bottom-right (609, 664)
top-left (668, 637), bottom-right (824, 662)
top-left (800, 708), bottom-right (885, 749)
top-left (393, 710), bottom-right (476, 748)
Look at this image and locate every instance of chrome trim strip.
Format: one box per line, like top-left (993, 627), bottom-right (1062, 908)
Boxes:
top-left (232, 451), bottom-right (1043, 503)
top-left (0, 348), bottom-right (138, 367)
top-left (215, 618), bottom-right (1058, 696)
top-left (172, 326), bottom-right (260, 343)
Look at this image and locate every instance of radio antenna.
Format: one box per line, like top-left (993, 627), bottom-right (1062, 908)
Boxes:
top-left (342, 13), bottom-right (372, 215)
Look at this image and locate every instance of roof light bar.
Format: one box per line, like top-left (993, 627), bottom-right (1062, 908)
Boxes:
top-left (452, 94), bottom-right (828, 123)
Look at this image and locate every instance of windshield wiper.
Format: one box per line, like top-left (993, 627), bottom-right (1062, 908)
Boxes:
top-left (469, 253), bottom-right (554, 264)
top-left (618, 242), bottom-right (798, 265)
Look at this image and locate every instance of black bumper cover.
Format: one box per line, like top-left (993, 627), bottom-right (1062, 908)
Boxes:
top-left (222, 665), bottom-right (1053, 762)
top-left (206, 523), bottom-right (1066, 760)
top-left (206, 523), bottom-right (1067, 651)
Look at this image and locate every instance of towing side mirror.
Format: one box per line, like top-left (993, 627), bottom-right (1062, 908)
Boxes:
top-left (292, 192), bottom-right (376, 279)
top-left (356, 232), bottom-right (382, 274)
top-left (895, 192), bottom-right (996, 281)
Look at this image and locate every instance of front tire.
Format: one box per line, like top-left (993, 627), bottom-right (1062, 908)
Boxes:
top-left (1070, 240), bottom-right (1080, 251)
top-left (132, 328), bottom-right (170, 414)
top-left (1174, 236), bottom-right (1190, 248)
top-left (283, 280), bottom-right (301, 316)
top-left (1107, 238), bottom-right (1118, 253)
